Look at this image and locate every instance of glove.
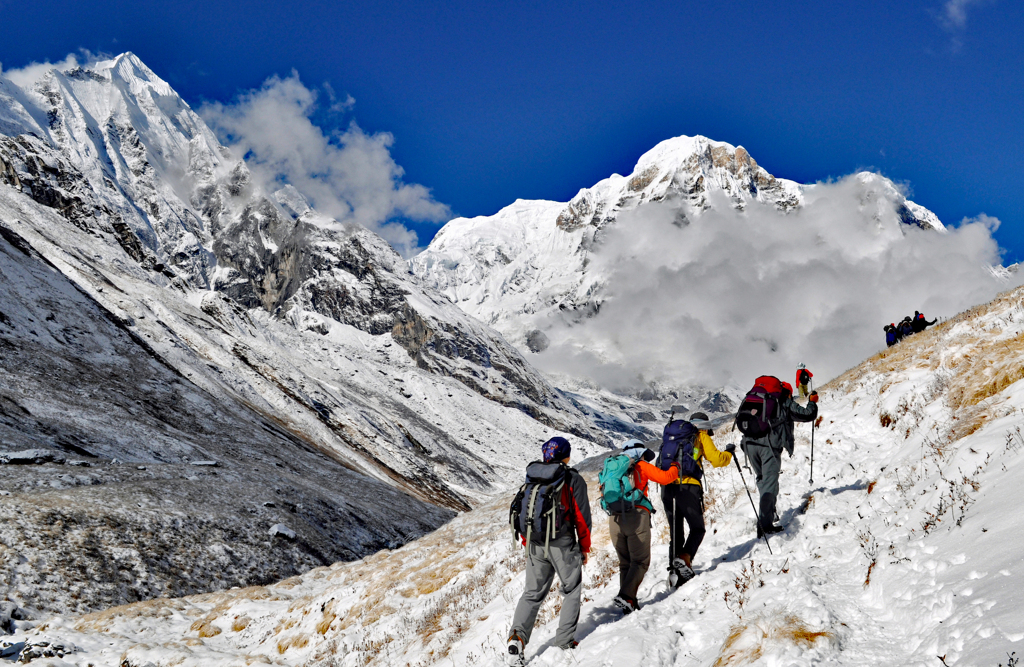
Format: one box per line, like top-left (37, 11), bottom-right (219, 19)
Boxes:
top-left (809, 392), bottom-right (819, 403)
top-left (724, 443), bottom-right (736, 454)
top-left (707, 429), bottom-right (715, 437)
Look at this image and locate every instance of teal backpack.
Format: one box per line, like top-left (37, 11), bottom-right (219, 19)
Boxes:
top-left (599, 454), bottom-right (653, 515)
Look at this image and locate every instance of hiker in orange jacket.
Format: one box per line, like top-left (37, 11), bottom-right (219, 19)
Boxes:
top-left (608, 440), bottom-right (679, 614)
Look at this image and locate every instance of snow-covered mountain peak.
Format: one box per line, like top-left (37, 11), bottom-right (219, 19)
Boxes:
top-left (0, 52), bottom-right (641, 617)
top-left (412, 134), bottom-right (946, 357)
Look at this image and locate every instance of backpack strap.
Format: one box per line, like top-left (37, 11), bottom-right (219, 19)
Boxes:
top-left (524, 484), bottom-right (541, 562)
top-left (543, 478), bottom-right (566, 559)
top-left (510, 482), bottom-right (526, 548)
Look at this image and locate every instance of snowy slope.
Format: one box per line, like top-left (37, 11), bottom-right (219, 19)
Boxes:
top-left (412, 136), bottom-right (945, 350)
top-left (15, 284), bottom-right (1024, 665)
top-left (0, 53), bottom-right (598, 438)
top-left (0, 54), bottom-right (632, 616)
top-left (0, 53), bottom-right (627, 495)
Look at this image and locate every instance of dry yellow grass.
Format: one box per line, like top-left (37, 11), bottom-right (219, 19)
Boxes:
top-left (232, 615), bottom-right (251, 632)
top-left (277, 632), bottom-right (310, 653)
top-left (75, 597), bottom-right (188, 632)
top-left (713, 613), bottom-right (833, 667)
top-left (276, 576), bottom-right (304, 589)
top-left (824, 286), bottom-right (1024, 447)
top-left (315, 612), bottom-right (336, 635)
top-left (273, 616), bottom-right (297, 635)
top-left (189, 618), bottom-right (222, 638)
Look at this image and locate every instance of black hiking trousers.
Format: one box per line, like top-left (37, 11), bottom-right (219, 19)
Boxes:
top-left (661, 484), bottom-right (705, 562)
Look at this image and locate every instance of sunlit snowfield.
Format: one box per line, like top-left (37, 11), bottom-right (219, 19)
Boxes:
top-left (11, 285), bottom-right (1024, 666)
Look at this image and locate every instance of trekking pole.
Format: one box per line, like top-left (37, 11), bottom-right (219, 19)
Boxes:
top-left (733, 453), bottom-right (772, 554)
top-left (671, 497), bottom-right (676, 562)
top-left (809, 421), bottom-right (815, 485)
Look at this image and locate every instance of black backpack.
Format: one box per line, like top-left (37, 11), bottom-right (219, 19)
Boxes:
top-left (735, 375), bottom-right (785, 438)
top-left (509, 461), bottom-right (570, 558)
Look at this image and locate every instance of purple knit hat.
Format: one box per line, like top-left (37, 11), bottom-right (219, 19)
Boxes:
top-left (541, 437), bottom-right (571, 463)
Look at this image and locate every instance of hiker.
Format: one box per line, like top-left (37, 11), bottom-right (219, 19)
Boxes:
top-left (507, 437), bottom-right (592, 664)
top-left (600, 440), bottom-right (679, 614)
top-left (660, 412), bottom-right (734, 588)
top-left (884, 324), bottom-right (898, 347)
top-left (795, 364), bottom-right (813, 398)
top-left (739, 383), bottom-right (818, 536)
top-left (899, 317), bottom-right (915, 339)
top-left (912, 310), bottom-right (937, 333)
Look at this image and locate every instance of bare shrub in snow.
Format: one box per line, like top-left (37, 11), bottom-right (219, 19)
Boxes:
top-left (723, 560), bottom-right (765, 613)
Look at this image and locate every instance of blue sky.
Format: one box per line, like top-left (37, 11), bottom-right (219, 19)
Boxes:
top-left (1, 0), bottom-right (1022, 260)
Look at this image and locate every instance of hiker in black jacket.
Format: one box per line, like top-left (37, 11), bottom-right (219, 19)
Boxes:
top-left (912, 311), bottom-right (937, 333)
top-left (899, 317), bottom-right (915, 339)
top-left (740, 388), bottom-right (818, 536)
top-left (508, 437), bottom-right (592, 663)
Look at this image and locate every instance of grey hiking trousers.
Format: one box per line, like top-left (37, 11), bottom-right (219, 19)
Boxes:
top-left (747, 443), bottom-right (782, 528)
top-left (608, 510), bottom-right (651, 602)
top-left (510, 535), bottom-right (583, 647)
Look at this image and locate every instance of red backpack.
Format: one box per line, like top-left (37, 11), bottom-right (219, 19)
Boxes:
top-left (735, 376), bottom-right (784, 438)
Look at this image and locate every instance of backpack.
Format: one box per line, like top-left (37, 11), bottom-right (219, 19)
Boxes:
top-left (657, 420), bottom-right (703, 481)
top-left (900, 321), bottom-right (914, 337)
top-left (886, 329), bottom-right (898, 345)
top-left (798, 369), bottom-right (811, 386)
top-left (598, 455), bottom-right (651, 515)
top-left (735, 375), bottom-right (784, 439)
top-left (508, 462), bottom-right (571, 558)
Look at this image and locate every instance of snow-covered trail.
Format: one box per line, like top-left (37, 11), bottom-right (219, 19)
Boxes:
top-left (8, 289), bottom-right (1024, 666)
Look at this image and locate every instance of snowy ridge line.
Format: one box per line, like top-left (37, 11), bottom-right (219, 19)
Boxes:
top-left (12, 284), bottom-right (1024, 665)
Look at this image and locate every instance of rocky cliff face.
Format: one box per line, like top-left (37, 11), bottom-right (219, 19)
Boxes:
top-left (0, 54), bottom-right (613, 615)
top-left (411, 135), bottom-right (944, 350)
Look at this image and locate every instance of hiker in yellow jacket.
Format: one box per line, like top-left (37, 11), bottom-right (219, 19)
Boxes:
top-left (661, 412), bottom-right (734, 587)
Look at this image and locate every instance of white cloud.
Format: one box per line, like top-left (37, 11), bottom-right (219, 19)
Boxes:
top-left (941, 0), bottom-right (979, 29)
top-left (1, 50), bottom-right (113, 90)
top-left (531, 174), bottom-right (1019, 391)
top-left (201, 73), bottom-right (450, 257)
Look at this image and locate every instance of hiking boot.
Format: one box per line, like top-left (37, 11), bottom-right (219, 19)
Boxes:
top-left (559, 640), bottom-right (580, 650)
top-left (612, 595), bottom-right (638, 614)
top-left (757, 523), bottom-right (785, 538)
top-left (669, 558), bottom-right (695, 588)
top-left (506, 630), bottom-right (525, 666)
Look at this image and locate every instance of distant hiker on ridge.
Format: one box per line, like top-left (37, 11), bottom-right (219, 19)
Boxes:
top-left (659, 412), bottom-right (734, 588)
top-left (795, 364), bottom-right (813, 399)
top-left (912, 310), bottom-right (937, 333)
top-left (899, 317), bottom-right (915, 339)
top-left (507, 437), bottom-right (592, 664)
top-left (598, 439), bottom-right (679, 615)
top-left (884, 323), bottom-right (899, 347)
top-left (736, 377), bottom-right (818, 537)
